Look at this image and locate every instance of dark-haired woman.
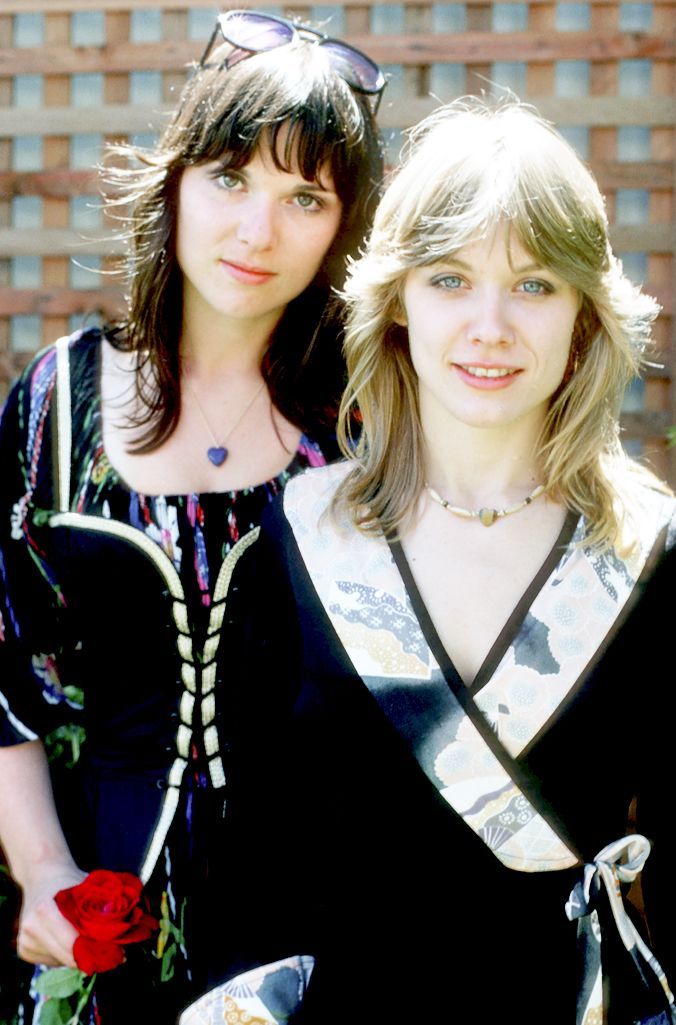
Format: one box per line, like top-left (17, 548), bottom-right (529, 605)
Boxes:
top-left (0, 11), bottom-right (385, 1021)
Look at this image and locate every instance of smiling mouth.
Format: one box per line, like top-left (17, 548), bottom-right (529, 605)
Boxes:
top-left (457, 365), bottom-right (518, 378)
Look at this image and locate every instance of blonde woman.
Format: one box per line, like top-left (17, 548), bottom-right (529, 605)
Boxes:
top-left (202, 98), bottom-right (676, 1025)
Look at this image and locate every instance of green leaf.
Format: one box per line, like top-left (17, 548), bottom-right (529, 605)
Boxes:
top-left (44, 723), bottom-right (87, 768)
top-left (37, 996), bottom-right (74, 1025)
top-left (34, 967), bottom-right (85, 998)
top-left (63, 685), bottom-right (84, 706)
top-left (166, 920), bottom-right (185, 941)
top-left (32, 508), bottom-right (52, 527)
top-left (160, 942), bottom-right (177, 982)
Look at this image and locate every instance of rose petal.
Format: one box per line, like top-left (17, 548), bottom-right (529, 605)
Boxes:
top-left (73, 935), bottom-right (125, 976)
top-left (55, 870), bottom-right (159, 948)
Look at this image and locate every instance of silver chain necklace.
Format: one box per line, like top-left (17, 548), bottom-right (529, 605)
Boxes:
top-left (187, 379), bottom-right (266, 466)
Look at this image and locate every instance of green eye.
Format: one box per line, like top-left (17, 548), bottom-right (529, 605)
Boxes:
top-left (295, 193), bottom-right (321, 211)
top-left (213, 171), bottom-right (241, 190)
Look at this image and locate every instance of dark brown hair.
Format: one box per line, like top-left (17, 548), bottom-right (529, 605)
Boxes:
top-left (103, 39), bottom-right (384, 451)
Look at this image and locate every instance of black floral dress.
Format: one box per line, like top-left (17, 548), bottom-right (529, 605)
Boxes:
top-left (0, 328), bottom-right (336, 1022)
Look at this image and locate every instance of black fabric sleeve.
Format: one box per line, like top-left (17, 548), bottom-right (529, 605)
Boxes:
top-left (0, 352), bottom-right (81, 747)
top-left (628, 543), bottom-right (676, 985)
top-left (577, 540), bottom-right (676, 986)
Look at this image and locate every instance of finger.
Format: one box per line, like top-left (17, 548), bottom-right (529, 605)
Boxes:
top-left (18, 903), bottom-right (79, 969)
top-left (16, 943), bottom-right (62, 968)
top-left (18, 931), bottom-right (78, 969)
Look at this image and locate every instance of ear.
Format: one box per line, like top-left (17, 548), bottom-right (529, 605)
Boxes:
top-left (392, 300), bottom-right (407, 327)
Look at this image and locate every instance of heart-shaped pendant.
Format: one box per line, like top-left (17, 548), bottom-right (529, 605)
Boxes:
top-left (207, 447), bottom-right (228, 466)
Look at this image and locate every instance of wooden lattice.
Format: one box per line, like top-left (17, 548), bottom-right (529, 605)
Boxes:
top-left (0, 0), bottom-right (674, 482)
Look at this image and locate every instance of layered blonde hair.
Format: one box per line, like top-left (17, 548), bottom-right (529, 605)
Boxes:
top-left (336, 97), bottom-right (667, 548)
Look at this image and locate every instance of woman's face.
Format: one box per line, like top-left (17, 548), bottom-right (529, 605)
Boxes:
top-left (399, 223), bottom-right (580, 438)
top-left (176, 137), bottom-right (343, 337)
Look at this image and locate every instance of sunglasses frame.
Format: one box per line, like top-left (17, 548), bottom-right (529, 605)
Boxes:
top-left (199, 9), bottom-right (386, 113)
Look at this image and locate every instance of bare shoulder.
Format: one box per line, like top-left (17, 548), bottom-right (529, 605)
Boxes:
top-left (99, 337), bottom-right (141, 410)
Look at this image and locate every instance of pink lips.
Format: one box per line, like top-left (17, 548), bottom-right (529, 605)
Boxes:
top-left (453, 363), bottom-right (522, 390)
top-left (220, 259), bottom-right (276, 285)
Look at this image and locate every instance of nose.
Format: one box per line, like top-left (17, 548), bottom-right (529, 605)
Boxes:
top-left (467, 289), bottom-right (514, 347)
top-left (236, 196), bottom-right (277, 250)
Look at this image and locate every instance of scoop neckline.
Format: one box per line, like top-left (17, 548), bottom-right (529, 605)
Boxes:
top-left (88, 330), bottom-right (307, 501)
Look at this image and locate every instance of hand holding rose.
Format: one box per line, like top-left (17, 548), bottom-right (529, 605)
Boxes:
top-left (17, 860), bottom-right (87, 968)
top-left (55, 869), bottom-right (158, 975)
top-left (34, 869), bottom-right (158, 1025)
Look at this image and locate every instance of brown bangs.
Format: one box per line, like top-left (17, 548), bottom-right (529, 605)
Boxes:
top-left (175, 47), bottom-right (367, 211)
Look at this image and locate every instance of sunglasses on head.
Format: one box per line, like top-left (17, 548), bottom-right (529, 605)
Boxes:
top-left (199, 9), bottom-right (387, 113)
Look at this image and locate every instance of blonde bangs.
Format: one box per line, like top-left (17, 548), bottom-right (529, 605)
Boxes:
top-left (334, 97), bottom-right (670, 546)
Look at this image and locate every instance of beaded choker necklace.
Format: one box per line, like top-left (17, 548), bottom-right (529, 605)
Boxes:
top-left (425, 482), bottom-right (546, 527)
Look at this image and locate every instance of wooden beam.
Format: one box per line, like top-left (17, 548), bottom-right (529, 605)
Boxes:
top-left (620, 410), bottom-right (672, 439)
top-left (1, 0), bottom-right (652, 11)
top-left (1, 97), bottom-right (674, 138)
top-left (1, 31), bottom-right (673, 76)
top-left (0, 160), bottom-right (669, 204)
top-left (0, 169), bottom-right (100, 199)
top-left (0, 285), bottom-right (124, 317)
top-left (0, 104), bottom-right (172, 138)
top-left (594, 161), bottom-right (674, 191)
top-left (642, 354), bottom-right (672, 378)
top-left (609, 224), bottom-right (674, 253)
top-left (0, 223), bottom-right (668, 259)
top-left (0, 283), bottom-right (669, 318)
top-left (0, 227), bottom-right (125, 256)
top-left (377, 96), bottom-right (675, 130)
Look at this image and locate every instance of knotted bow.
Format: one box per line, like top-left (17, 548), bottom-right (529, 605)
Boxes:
top-left (566, 834), bottom-right (675, 1025)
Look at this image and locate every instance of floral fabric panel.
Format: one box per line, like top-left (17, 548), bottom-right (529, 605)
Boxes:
top-left (471, 492), bottom-right (674, 762)
top-left (283, 464), bottom-right (676, 875)
top-left (178, 955), bottom-right (315, 1025)
top-left (10, 347), bottom-right (58, 565)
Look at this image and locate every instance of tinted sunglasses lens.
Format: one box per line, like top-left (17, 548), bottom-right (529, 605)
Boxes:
top-left (321, 40), bottom-right (385, 94)
top-left (220, 12), bottom-right (294, 52)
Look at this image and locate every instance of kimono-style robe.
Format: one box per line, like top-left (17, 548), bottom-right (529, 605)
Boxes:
top-left (181, 460), bottom-right (676, 1025)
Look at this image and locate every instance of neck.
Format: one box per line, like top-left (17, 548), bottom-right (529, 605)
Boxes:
top-left (422, 416), bottom-right (545, 507)
top-left (180, 302), bottom-right (282, 379)
top-left (181, 346), bottom-right (264, 385)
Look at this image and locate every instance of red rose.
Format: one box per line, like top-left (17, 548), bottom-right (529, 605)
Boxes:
top-left (55, 869), bottom-right (158, 975)
top-left (73, 935), bottom-right (126, 976)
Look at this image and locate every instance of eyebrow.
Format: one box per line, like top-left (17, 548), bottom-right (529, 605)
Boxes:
top-left (296, 181), bottom-right (336, 195)
top-left (510, 261), bottom-right (547, 275)
top-left (439, 256), bottom-right (548, 275)
top-left (212, 161), bottom-right (337, 195)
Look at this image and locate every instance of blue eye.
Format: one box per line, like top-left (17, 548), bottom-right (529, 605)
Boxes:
top-left (520, 279), bottom-right (553, 295)
top-left (432, 274), bottom-right (464, 290)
